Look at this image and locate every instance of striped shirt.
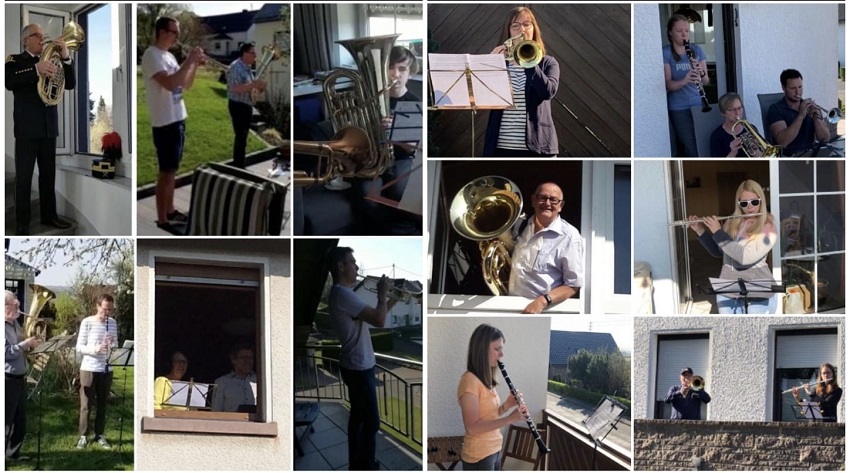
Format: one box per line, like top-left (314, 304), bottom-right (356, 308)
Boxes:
top-left (496, 64), bottom-right (528, 150)
top-left (76, 315), bottom-right (118, 373)
top-left (226, 58), bottom-right (254, 105)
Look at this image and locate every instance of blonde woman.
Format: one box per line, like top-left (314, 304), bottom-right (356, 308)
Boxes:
top-left (457, 324), bottom-right (527, 470)
top-left (688, 180), bottom-right (778, 313)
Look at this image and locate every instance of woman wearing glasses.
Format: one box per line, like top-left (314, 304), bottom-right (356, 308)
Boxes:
top-left (484, 6), bottom-right (559, 157)
top-left (687, 180), bottom-right (778, 314)
top-left (710, 93), bottom-right (764, 157)
top-left (508, 182), bottom-right (585, 314)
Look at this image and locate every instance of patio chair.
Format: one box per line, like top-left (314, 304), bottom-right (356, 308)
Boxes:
top-left (500, 423), bottom-right (548, 470)
top-left (294, 401), bottom-right (320, 457)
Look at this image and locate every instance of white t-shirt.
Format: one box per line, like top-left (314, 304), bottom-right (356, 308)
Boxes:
top-left (141, 46), bottom-right (188, 127)
top-left (328, 284), bottom-right (373, 371)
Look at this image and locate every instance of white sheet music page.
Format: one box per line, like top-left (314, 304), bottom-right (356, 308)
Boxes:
top-left (468, 54), bottom-right (513, 108)
top-left (429, 53), bottom-right (472, 107)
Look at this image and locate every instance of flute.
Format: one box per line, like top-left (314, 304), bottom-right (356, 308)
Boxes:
top-left (497, 360), bottom-right (550, 456)
top-left (668, 212), bottom-right (766, 227)
top-left (781, 378), bottom-right (832, 395)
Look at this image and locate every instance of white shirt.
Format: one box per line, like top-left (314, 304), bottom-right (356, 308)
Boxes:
top-left (76, 315), bottom-right (118, 373)
top-left (328, 284), bottom-right (373, 371)
top-left (508, 216), bottom-right (585, 298)
top-left (212, 371), bottom-right (257, 412)
top-left (141, 46), bottom-right (188, 127)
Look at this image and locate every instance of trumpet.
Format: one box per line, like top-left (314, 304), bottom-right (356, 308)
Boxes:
top-left (797, 96), bottom-right (843, 124)
top-left (503, 34), bottom-right (543, 68)
top-left (689, 375), bottom-right (705, 391)
top-left (781, 378), bottom-right (833, 394)
top-left (360, 276), bottom-right (423, 304)
top-left (667, 212), bottom-right (766, 227)
top-left (176, 43), bottom-right (229, 71)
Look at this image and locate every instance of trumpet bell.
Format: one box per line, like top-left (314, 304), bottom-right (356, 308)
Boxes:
top-left (513, 39), bottom-right (543, 68)
top-left (690, 375), bottom-right (705, 391)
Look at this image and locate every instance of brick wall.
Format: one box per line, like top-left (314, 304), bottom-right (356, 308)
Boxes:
top-left (635, 420), bottom-right (845, 471)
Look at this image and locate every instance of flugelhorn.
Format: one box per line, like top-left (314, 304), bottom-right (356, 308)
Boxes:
top-left (38, 21), bottom-right (85, 106)
top-left (503, 34), bottom-right (542, 68)
top-left (450, 176), bottom-right (524, 296)
top-left (668, 212), bottom-right (766, 227)
top-left (23, 284), bottom-right (56, 340)
top-left (690, 375), bottom-right (705, 391)
top-left (781, 378), bottom-right (833, 394)
top-left (733, 119), bottom-right (782, 157)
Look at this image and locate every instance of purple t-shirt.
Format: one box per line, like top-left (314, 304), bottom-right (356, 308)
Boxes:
top-left (663, 43), bottom-right (706, 111)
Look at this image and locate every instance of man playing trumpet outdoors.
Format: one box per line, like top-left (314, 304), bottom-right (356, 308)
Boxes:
top-left (665, 367), bottom-right (711, 420)
top-left (767, 69), bottom-right (831, 156)
top-left (5, 290), bottom-right (43, 462)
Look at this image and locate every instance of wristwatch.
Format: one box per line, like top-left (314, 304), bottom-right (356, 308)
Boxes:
top-left (543, 293), bottom-right (552, 307)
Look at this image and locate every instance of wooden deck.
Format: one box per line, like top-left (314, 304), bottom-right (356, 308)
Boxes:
top-left (136, 159), bottom-right (291, 236)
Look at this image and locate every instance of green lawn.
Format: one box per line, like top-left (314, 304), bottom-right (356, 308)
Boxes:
top-left (7, 368), bottom-right (134, 471)
top-left (136, 69), bottom-right (270, 187)
top-left (377, 396), bottom-right (423, 453)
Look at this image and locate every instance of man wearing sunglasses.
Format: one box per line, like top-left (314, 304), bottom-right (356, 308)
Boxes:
top-left (6, 23), bottom-right (76, 235)
top-left (225, 42), bottom-right (265, 169)
top-left (508, 182), bottom-right (585, 313)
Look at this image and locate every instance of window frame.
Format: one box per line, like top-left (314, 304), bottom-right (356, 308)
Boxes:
top-left (653, 332), bottom-right (711, 420)
top-left (140, 250), bottom-right (277, 437)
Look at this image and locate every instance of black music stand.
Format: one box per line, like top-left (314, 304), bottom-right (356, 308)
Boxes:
top-left (800, 401), bottom-right (825, 421)
top-left (699, 277), bottom-right (785, 314)
top-left (582, 396), bottom-right (627, 471)
top-left (792, 135), bottom-right (844, 157)
top-left (429, 53), bottom-right (514, 157)
top-left (107, 341), bottom-right (134, 460)
top-left (28, 333), bottom-right (74, 470)
top-left (162, 379), bottom-right (213, 409)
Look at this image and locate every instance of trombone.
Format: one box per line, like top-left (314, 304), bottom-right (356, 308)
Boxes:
top-left (668, 212), bottom-right (766, 227)
top-left (781, 378), bottom-right (833, 394)
top-left (503, 34), bottom-right (543, 68)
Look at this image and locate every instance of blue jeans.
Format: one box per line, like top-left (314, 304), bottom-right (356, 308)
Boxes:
top-left (340, 366), bottom-right (379, 470)
top-left (717, 295), bottom-right (778, 314)
top-left (668, 109), bottom-right (699, 157)
top-left (462, 451), bottom-right (501, 470)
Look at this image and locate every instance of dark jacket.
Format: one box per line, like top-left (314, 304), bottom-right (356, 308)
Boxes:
top-left (483, 54), bottom-right (560, 156)
top-left (5, 52), bottom-right (76, 139)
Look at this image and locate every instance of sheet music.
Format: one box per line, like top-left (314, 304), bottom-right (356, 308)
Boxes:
top-left (169, 381), bottom-right (210, 408)
top-left (468, 54), bottom-right (513, 108)
top-left (800, 401), bottom-right (823, 419)
top-left (708, 277), bottom-right (781, 299)
top-left (390, 101), bottom-right (423, 144)
top-left (429, 53), bottom-right (513, 108)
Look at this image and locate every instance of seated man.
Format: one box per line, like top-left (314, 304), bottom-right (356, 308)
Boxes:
top-left (212, 345), bottom-right (257, 412)
top-left (767, 69), bottom-right (830, 156)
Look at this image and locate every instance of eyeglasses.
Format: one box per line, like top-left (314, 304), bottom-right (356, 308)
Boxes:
top-left (725, 106), bottom-right (744, 113)
top-left (534, 194), bottom-right (563, 205)
top-left (26, 32), bottom-right (45, 41)
top-left (738, 199), bottom-right (761, 208)
top-left (510, 22), bottom-right (533, 29)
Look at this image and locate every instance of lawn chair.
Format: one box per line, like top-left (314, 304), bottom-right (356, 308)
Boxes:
top-left (294, 401), bottom-right (320, 456)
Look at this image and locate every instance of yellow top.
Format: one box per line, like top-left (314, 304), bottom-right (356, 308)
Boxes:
top-left (457, 371), bottom-right (503, 463)
top-left (154, 376), bottom-right (188, 411)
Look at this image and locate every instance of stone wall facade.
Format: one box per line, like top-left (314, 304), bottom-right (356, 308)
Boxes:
top-left (635, 420), bottom-right (845, 471)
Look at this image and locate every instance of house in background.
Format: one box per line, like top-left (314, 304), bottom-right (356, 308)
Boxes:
top-left (4, 253), bottom-right (40, 308)
top-left (548, 330), bottom-right (619, 381)
top-left (352, 275), bottom-right (422, 330)
top-left (199, 9), bottom-right (257, 60)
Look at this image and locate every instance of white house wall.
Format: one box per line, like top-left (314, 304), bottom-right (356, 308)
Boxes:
top-left (136, 240), bottom-right (293, 471)
top-left (633, 160), bottom-right (676, 314)
top-left (5, 3), bottom-right (23, 172)
top-left (633, 4), bottom-right (670, 158)
top-left (634, 316), bottom-right (845, 422)
top-left (738, 4), bottom-right (838, 135)
top-left (427, 316), bottom-right (550, 437)
top-left (353, 285), bottom-right (422, 329)
top-left (55, 172), bottom-right (131, 235)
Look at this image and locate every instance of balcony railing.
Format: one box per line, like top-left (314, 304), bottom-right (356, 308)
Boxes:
top-left (542, 410), bottom-right (631, 470)
top-left (294, 349), bottom-right (423, 447)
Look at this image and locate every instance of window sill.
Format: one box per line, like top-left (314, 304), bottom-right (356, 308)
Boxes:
top-left (56, 163), bottom-right (131, 191)
top-left (141, 415), bottom-right (278, 437)
top-left (427, 294), bottom-right (582, 314)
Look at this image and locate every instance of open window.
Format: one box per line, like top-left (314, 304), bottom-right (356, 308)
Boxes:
top-left (653, 333), bottom-right (710, 420)
top-left (772, 327), bottom-right (839, 421)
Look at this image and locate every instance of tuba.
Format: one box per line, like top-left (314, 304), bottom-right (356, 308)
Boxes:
top-left (733, 119), bottom-right (783, 157)
top-left (690, 375), bottom-right (705, 391)
top-left (292, 34), bottom-right (399, 186)
top-left (503, 34), bottom-right (543, 68)
top-left (23, 283), bottom-right (56, 340)
top-left (450, 176), bottom-right (524, 296)
top-left (38, 21), bottom-right (85, 106)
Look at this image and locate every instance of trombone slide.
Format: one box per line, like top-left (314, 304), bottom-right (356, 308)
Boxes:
top-left (668, 212), bottom-right (766, 227)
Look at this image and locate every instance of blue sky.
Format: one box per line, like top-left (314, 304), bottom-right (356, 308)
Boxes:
top-left (87, 4), bottom-right (112, 107)
top-left (7, 240), bottom-right (78, 287)
top-left (337, 237), bottom-right (424, 284)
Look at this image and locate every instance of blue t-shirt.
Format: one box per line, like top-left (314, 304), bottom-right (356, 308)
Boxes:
top-left (663, 43), bottom-right (706, 111)
top-left (766, 98), bottom-right (817, 156)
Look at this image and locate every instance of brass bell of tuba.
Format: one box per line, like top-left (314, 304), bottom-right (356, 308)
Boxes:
top-left (503, 34), bottom-right (543, 68)
top-left (291, 34), bottom-right (399, 187)
top-left (38, 21), bottom-right (85, 106)
top-left (251, 44), bottom-right (281, 104)
top-left (23, 283), bottom-right (56, 340)
top-left (690, 375), bottom-right (705, 391)
top-left (450, 176), bottom-right (524, 296)
top-left (733, 119), bottom-right (783, 158)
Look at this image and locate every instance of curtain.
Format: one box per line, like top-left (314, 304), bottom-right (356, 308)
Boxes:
top-left (293, 4), bottom-right (333, 76)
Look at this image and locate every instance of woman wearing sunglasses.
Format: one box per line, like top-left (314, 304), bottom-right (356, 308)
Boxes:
top-left (687, 180), bottom-right (778, 314)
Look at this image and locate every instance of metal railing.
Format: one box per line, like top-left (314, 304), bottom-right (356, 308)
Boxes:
top-left (294, 348), bottom-right (422, 446)
top-left (541, 410), bottom-right (632, 470)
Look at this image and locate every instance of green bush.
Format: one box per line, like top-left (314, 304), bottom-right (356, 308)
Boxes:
top-left (548, 379), bottom-right (632, 419)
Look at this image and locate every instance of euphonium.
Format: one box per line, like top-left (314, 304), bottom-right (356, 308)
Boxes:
top-left (38, 21), bottom-right (85, 106)
top-left (503, 34), bottom-right (542, 68)
top-left (251, 44), bottom-right (281, 104)
top-left (733, 119), bottom-right (783, 157)
top-left (450, 176), bottom-right (524, 296)
top-left (690, 375), bottom-right (705, 391)
top-left (23, 283), bottom-right (56, 340)
top-left (293, 34), bottom-right (399, 186)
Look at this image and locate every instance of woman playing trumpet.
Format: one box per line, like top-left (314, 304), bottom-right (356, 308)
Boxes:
top-left (688, 180), bottom-right (779, 314)
top-left (484, 6), bottom-right (559, 157)
top-left (792, 363), bottom-right (842, 422)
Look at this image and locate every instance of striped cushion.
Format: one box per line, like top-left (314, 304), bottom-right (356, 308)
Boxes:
top-left (187, 165), bottom-right (274, 235)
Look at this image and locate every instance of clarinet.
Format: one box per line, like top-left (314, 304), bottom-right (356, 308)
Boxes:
top-left (497, 360), bottom-right (550, 455)
top-left (683, 40), bottom-right (711, 112)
